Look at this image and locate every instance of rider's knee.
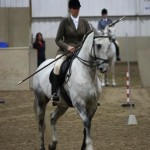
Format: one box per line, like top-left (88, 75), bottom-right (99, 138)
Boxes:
top-left (54, 55), bottom-right (67, 75)
top-left (54, 63), bottom-right (61, 75)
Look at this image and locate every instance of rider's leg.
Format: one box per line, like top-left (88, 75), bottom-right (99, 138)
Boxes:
top-left (51, 54), bottom-right (67, 102)
top-left (114, 40), bottom-right (121, 61)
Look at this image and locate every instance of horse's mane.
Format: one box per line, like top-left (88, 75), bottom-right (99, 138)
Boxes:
top-left (82, 30), bottom-right (93, 43)
top-left (77, 30), bottom-right (93, 52)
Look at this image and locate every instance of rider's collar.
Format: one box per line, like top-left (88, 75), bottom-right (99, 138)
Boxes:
top-left (71, 15), bottom-right (79, 22)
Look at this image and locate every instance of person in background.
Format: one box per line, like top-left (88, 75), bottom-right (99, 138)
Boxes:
top-left (98, 8), bottom-right (121, 61)
top-left (33, 32), bottom-right (46, 66)
top-left (50, 0), bottom-right (91, 104)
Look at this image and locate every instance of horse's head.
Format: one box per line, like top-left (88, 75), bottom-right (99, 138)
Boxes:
top-left (76, 28), bottom-right (110, 73)
top-left (92, 27), bottom-right (110, 73)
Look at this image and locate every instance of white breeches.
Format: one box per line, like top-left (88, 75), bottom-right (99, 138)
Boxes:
top-left (54, 54), bottom-right (67, 75)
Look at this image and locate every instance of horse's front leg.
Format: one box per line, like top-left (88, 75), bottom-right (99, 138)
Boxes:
top-left (111, 62), bottom-right (116, 86)
top-left (101, 73), bottom-right (106, 86)
top-left (75, 102), bottom-right (95, 150)
top-left (81, 117), bottom-right (93, 150)
top-left (82, 107), bottom-right (97, 150)
top-left (49, 106), bottom-right (68, 150)
top-left (105, 71), bottom-right (110, 86)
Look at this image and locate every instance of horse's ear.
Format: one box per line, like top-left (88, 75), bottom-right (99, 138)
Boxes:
top-left (98, 29), bottom-right (104, 35)
top-left (89, 23), bottom-right (94, 31)
top-left (91, 26), bottom-right (100, 37)
top-left (89, 23), bottom-right (98, 33)
top-left (104, 25), bottom-right (109, 31)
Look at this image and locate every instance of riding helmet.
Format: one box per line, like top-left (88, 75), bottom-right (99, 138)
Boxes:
top-left (101, 8), bottom-right (108, 15)
top-left (68, 0), bottom-right (81, 9)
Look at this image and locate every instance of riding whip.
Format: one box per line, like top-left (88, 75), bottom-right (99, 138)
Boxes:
top-left (109, 16), bottom-right (126, 27)
top-left (17, 51), bottom-right (70, 85)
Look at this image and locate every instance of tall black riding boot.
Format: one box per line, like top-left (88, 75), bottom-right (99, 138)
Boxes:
top-left (114, 41), bottom-right (121, 61)
top-left (51, 73), bottom-right (60, 102)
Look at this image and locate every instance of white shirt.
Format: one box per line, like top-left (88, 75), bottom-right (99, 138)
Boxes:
top-left (71, 15), bottom-right (79, 30)
top-left (103, 18), bottom-right (108, 22)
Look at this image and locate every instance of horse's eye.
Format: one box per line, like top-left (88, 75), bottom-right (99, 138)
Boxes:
top-left (97, 44), bottom-right (101, 49)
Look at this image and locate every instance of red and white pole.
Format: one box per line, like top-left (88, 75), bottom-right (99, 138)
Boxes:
top-left (122, 33), bottom-right (135, 107)
top-left (126, 71), bottom-right (130, 103)
top-left (122, 33), bottom-right (137, 125)
top-left (122, 70), bottom-right (134, 107)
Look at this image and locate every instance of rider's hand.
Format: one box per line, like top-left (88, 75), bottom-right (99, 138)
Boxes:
top-left (67, 46), bottom-right (76, 53)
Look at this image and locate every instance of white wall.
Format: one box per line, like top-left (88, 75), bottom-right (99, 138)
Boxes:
top-left (80, 0), bottom-right (137, 16)
top-left (32, 0), bottom-right (68, 17)
top-left (31, 0), bottom-right (150, 38)
top-left (1, 0), bottom-right (150, 39)
top-left (32, 18), bottom-right (61, 38)
top-left (31, 0), bottom-right (149, 17)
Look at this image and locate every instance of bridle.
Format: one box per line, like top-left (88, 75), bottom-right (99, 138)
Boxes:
top-left (73, 35), bottom-right (109, 69)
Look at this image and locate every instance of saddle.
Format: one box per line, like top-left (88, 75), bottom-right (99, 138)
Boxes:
top-left (50, 54), bottom-right (76, 107)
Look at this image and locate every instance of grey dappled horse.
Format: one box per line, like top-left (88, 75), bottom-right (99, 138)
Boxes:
top-left (33, 30), bottom-right (110, 150)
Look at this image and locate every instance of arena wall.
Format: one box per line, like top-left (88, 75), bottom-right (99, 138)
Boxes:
top-left (137, 48), bottom-right (150, 87)
top-left (0, 48), bottom-right (37, 90)
top-left (0, 8), bottom-right (31, 47)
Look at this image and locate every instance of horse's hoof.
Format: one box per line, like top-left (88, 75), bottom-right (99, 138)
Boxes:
top-left (48, 142), bottom-right (57, 150)
top-left (112, 83), bottom-right (116, 87)
top-left (48, 145), bottom-right (56, 150)
top-left (101, 83), bottom-right (105, 86)
top-left (52, 102), bottom-right (58, 106)
top-left (106, 82), bottom-right (110, 86)
top-left (97, 103), bottom-right (100, 106)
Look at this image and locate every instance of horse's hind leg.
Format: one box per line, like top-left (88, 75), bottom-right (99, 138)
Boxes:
top-left (34, 91), bottom-right (49, 150)
top-left (49, 106), bottom-right (68, 150)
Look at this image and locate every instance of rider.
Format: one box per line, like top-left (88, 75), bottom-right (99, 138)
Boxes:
top-left (51, 0), bottom-right (91, 104)
top-left (98, 8), bottom-right (121, 61)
